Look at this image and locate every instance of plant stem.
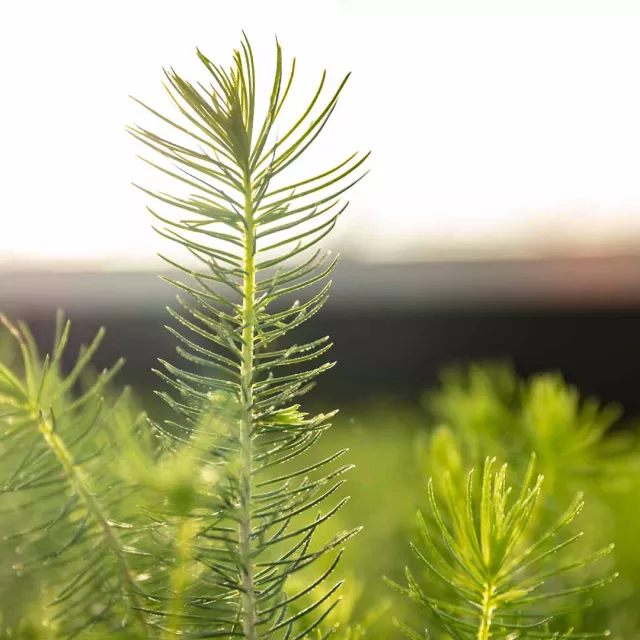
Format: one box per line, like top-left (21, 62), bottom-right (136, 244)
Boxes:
top-left (478, 583), bottom-right (495, 640)
top-left (165, 519), bottom-right (195, 640)
top-left (33, 410), bottom-right (148, 635)
top-left (239, 175), bottom-right (258, 640)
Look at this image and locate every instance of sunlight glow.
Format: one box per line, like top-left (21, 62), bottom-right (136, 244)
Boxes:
top-left (2, 0), bottom-right (640, 268)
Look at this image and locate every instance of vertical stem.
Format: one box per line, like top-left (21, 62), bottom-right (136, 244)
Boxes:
top-left (239, 175), bottom-right (258, 640)
top-left (165, 519), bottom-right (195, 639)
top-left (478, 583), bottom-right (495, 640)
top-left (34, 411), bottom-right (148, 635)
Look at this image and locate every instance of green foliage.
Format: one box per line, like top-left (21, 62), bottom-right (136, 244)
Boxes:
top-left (0, 34), bottom-right (369, 640)
top-left (0, 312), bottom-right (152, 637)
top-left (423, 364), bottom-right (627, 497)
top-left (391, 455), bottom-right (615, 639)
top-left (127, 33), bottom-right (368, 639)
top-left (412, 364), bottom-right (640, 639)
top-left (0, 33), bottom-right (627, 640)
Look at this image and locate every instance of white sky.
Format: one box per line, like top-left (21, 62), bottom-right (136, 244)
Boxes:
top-left (3, 0), bottom-right (640, 268)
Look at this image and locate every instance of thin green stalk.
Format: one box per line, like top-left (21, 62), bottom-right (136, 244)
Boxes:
top-left (33, 410), bottom-right (148, 635)
top-left (165, 519), bottom-right (196, 639)
top-left (478, 583), bottom-right (495, 640)
top-left (239, 174), bottom-right (257, 640)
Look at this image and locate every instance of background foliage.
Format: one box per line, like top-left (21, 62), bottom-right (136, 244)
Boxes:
top-left (3, 348), bottom-right (640, 637)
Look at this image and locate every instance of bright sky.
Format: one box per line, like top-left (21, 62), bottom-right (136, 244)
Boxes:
top-left (3, 0), bottom-right (640, 268)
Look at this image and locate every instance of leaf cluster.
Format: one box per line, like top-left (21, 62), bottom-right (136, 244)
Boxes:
top-left (413, 364), bottom-right (640, 638)
top-left (0, 313), bottom-right (153, 637)
top-left (391, 456), bottom-right (616, 639)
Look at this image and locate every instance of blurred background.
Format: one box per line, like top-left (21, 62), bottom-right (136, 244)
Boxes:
top-left (2, 0), bottom-right (640, 410)
top-left (3, 0), bottom-right (640, 636)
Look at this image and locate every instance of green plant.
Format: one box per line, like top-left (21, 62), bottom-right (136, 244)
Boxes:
top-left (390, 454), bottom-right (616, 639)
top-left (0, 35), bottom-right (367, 639)
top-left (128, 32), bottom-right (370, 639)
top-left (405, 364), bottom-right (640, 639)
